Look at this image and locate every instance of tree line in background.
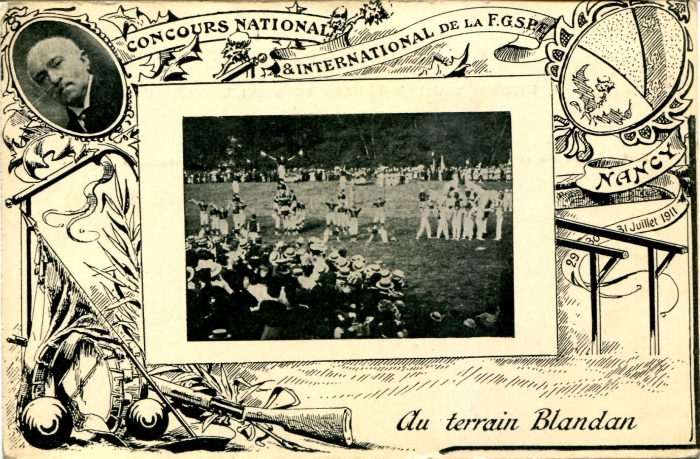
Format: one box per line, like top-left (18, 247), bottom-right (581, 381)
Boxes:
top-left (183, 112), bottom-right (512, 172)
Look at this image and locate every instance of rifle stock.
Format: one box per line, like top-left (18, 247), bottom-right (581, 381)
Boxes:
top-left (152, 376), bottom-right (353, 446)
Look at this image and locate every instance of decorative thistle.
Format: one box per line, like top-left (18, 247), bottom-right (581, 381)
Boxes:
top-left (325, 0), bottom-right (392, 41)
top-left (359, 0), bottom-right (392, 26)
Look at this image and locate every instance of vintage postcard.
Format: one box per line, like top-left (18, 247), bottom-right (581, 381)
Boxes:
top-left (0, 0), bottom-right (697, 458)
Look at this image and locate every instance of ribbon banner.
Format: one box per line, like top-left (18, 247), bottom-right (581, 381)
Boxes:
top-left (607, 171), bottom-right (688, 236)
top-left (271, 7), bottom-right (555, 78)
top-left (557, 169), bottom-right (688, 313)
top-left (576, 129), bottom-right (687, 194)
top-left (111, 11), bottom-right (332, 63)
top-left (111, 7), bottom-right (555, 73)
top-left (553, 124), bottom-right (690, 314)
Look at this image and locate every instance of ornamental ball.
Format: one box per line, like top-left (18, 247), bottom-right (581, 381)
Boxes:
top-left (125, 398), bottom-right (169, 440)
top-left (19, 397), bottom-right (73, 449)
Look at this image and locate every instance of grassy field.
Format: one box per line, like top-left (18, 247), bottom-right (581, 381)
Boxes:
top-left (184, 180), bottom-right (513, 338)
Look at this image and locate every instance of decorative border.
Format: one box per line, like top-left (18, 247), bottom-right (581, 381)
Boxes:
top-left (1, 0), bottom-right (697, 455)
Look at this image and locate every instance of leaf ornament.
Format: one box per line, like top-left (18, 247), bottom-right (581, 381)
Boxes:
top-left (553, 115), bottom-right (593, 162)
top-left (100, 6), bottom-right (176, 38)
top-left (160, 36), bottom-right (203, 81)
top-left (262, 386), bottom-right (300, 410)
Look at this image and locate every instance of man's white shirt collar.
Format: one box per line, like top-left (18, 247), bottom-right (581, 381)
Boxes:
top-left (67, 74), bottom-right (92, 129)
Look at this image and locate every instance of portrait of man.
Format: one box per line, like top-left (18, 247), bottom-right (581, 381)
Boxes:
top-left (11, 19), bottom-right (125, 135)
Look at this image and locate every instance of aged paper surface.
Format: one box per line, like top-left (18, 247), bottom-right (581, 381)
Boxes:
top-left (0, 0), bottom-right (697, 457)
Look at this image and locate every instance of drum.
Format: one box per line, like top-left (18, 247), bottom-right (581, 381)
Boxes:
top-left (30, 336), bottom-right (147, 433)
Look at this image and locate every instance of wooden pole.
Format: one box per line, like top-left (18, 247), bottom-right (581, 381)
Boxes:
top-left (556, 217), bottom-right (688, 356)
top-left (22, 200), bottom-right (32, 346)
top-left (686, 114), bottom-right (699, 430)
top-left (649, 247), bottom-right (660, 355)
top-left (590, 251), bottom-right (601, 355)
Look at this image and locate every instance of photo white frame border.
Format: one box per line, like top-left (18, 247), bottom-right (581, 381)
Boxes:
top-left (139, 76), bottom-right (556, 363)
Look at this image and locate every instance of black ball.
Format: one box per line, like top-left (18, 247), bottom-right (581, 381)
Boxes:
top-left (125, 399), bottom-right (169, 440)
top-left (19, 397), bottom-right (73, 449)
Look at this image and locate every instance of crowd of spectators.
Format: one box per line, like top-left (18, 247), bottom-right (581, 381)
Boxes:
top-left (184, 162), bottom-right (513, 185)
top-left (187, 232), bottom-right (409, 341)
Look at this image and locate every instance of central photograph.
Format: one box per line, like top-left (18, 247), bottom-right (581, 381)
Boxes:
top-left (182, 112), bottom-right (514, 342)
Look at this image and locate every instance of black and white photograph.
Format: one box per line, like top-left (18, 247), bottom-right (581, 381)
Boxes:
top-left (10, 18), bottom-right (126, 135)
top-left (182, 112), bottom-right (514, 341)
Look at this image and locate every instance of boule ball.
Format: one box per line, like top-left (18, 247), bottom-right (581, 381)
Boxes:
top-left (125, 398), bottom-right (169, 440)
top-left (19, 397), bottom-right (73, 449)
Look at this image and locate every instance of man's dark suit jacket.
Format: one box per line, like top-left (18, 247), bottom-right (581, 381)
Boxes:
top-left (65, 71), bottom-right (123, 134)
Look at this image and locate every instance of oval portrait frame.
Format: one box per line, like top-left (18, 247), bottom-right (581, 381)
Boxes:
top-left (8, 17), bottom-right (129, 139)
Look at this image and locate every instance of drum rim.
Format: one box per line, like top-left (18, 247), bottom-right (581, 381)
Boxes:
top-left (26, 334), bottom-right (146, 433)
